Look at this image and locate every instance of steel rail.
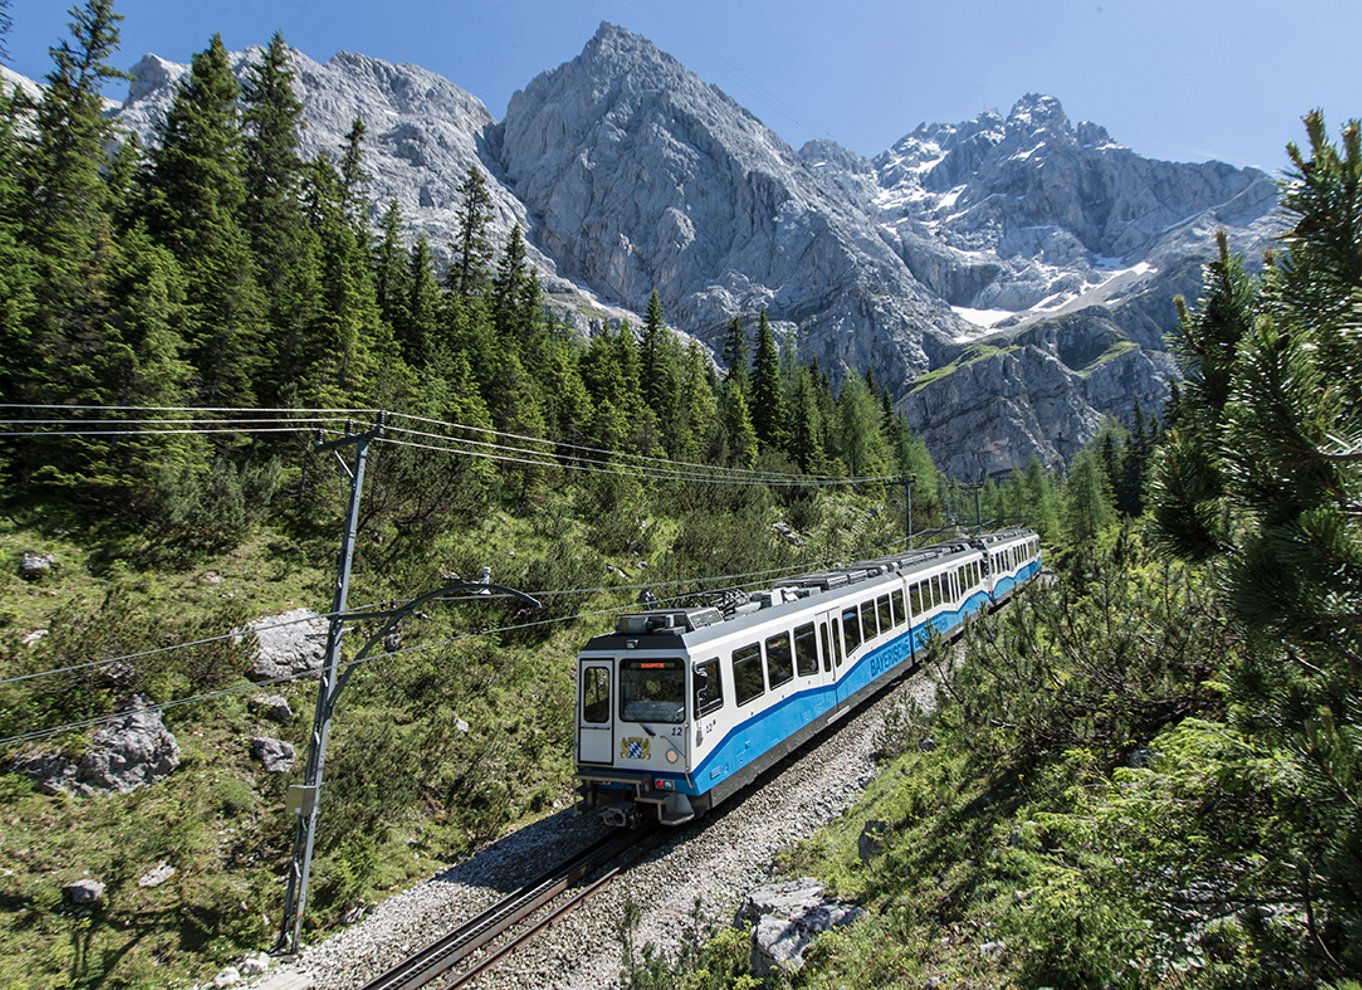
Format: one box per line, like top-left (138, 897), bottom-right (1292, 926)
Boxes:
top-left (358, 828), bottom-right (659, 990)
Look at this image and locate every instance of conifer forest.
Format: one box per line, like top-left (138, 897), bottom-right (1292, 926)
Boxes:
top-left (1, 2), bottom-right (1360, 988)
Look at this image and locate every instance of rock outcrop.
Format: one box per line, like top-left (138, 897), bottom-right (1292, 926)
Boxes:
top-left (251, 736), bottom-right (296, 774)
top-left (237, 609), bottom-right (329, 682)
top-left (736, 878), bottom-right (865, 975)
top-left (14, 696), bottom-right (181, 796)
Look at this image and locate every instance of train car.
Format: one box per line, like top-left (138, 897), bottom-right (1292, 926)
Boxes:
top-left (575, 529), bottom-right (1041, 827)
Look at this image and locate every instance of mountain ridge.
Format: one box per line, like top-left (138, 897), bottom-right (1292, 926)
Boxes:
top-left (6, 23), bottom-right (1279, 476)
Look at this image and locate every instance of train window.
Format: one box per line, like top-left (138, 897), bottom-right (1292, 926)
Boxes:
top-left (910, 582), bottom-right (922, 615)
top-left (933, 575), bottom-right (943, 606)
top-left (619, 657), bottom-right (685, 724)
top-left (766, 631), bottom-right (795, 688)
top-left (860, 600), bottom-right (878, 640)
top-left (891, 590), bottom-right (905, 627)
top-left (693, 658), bottom-right (723, 716)
top-left (876, 595), bottom-right (892, 634)
top-left (583, 667), bottom-right (610, 724)
top-left (732, 644), bottom-right (765, 706)
top-left (794, 623), bottom-right (818, 677)
top-left (832, 617), bottom-right (845, 666)
top-left (819, 622), bottom-right (832, 672)
top-left (841, 607), bottom-right (862, 654)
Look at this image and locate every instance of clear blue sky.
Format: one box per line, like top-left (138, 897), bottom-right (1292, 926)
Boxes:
top-left (7, 0), bottom-right (1361, 171)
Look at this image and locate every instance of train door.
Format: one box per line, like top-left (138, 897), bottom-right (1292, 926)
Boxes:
top-left (578, 658), bottom-right (614, 764)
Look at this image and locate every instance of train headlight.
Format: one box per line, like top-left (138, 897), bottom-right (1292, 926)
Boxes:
top-left (666, 748), bottom-right (679, 763)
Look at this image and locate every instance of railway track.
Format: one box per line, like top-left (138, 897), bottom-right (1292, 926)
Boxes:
top-left (358, 826), bottom-right (666, 990)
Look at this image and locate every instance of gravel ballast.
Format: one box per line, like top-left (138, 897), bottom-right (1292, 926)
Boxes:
top-left (261, 656), bottom-right (955, 990)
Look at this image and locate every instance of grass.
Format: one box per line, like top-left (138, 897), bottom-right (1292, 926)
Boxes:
top-left (907, 345), bottom-right (1018, 396)
top-left (0, 480), bottom-right (916, 988)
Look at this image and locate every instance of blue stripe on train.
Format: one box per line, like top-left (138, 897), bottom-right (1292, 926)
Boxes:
top-left (595, 561), bottom-right (1042, 797)
top-left (678, 584), bottom-right (1004, 795)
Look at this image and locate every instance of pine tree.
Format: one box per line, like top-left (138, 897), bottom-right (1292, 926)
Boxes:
top-left (637, 289), bottom-right (684, 451)
top-left (450, 165), bottom-right (494, 299)
top-left (373, 199), bottom-right (411, 332)
top-left (678, 341), bottom-right (719, 462)
top-left (1149, 232), bottom-right (1259, 559)
top-left (1150, 113), bottom-right (1362, 971)
top-left (721, 317), bottom-right (749, 392)
top-left (836, 372), bottom-right (891, 480)
top-left (301, 151), bottom-right (395, 405)
top-left (338, 115), bottom-right (370, 227)
top-left (0, 0), bottom-right (11, 64)
top-left (1063, 448), bottom-right (1117, 544)
top-left (639, 289), bottom-right (666, 408)
top-left (720, 384), bottom-right (758, 469)
top-left (19, 0), bottom-right (125, 406)
top-left (0, 86), bottom-right (36, 404)
top-left (787, 365), bottom-right (825, 473)
top-left (146, 34), bottom-right (266, 405)
top-left (749, 308), bottom-right (789, 451)
top-left (395, 236), bottom-right (440, 369)
top-left (241, 32), bottom-right (321, 402)
top-left (1022, 454), bottom-right (1060, 539)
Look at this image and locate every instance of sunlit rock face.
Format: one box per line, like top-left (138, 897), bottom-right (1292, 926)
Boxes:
top-left (76, 25), bottom-right (1279, 471)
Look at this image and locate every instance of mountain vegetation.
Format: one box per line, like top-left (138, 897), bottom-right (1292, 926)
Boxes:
top-left (622, 114), bottom-right (1362, 989)
top-left (0, 5), bottom-right (977, 986)
top-left (4, 4), bottom-right (1356, 990)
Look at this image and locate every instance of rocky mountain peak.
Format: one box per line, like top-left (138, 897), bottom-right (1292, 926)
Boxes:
top-left (125, 53), bottom-right (187, 106)
top-left (499, 25), bottom-right (962, 380)
top-left (1005, 92), bottom-right (1070, 135)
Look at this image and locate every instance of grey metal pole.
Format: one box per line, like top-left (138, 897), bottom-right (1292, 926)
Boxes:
top-left (277, 416), bottom-right (380, 954)
top-left (974, 478), bottom-right (983, 530)
top-left (904, 474), bottom-right (916, 548)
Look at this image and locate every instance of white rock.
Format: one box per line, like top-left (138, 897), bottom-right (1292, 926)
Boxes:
top-left (138, 862), bottom-right (176, 888)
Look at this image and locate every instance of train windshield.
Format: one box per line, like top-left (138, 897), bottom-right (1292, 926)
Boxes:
top-left (619, 657), bottom-right (686, 723)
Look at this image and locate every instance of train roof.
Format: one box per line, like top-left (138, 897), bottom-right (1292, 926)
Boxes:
top-left (582, 528), bottom-right (1036, 654)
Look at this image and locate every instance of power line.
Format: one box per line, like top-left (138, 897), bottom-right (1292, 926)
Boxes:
top-left (0, 537), bottom-right (916, 747)
top-left (1, 403), bottom-right (901, 486)
top-left (384, 410), bottom-right (863, 483)
top-left (0, 426), bottom-right (329, 438)
top-left (0, 416), bottom-right (350, 427)
top-left (375, 432), bottom-right (893, 488)
top-left (0, 404), bottom-right (377, 415)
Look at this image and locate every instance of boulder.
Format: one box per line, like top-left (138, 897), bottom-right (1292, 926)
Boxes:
top-left (138, 862), bottom-right (176, 888)
top-left (74, 696), bottom-right (181, 794)
top-left (248, 694), bottom-right (294, 725)
top-left (62, 878), bottom-right (105, 906)
top-left (252, 737), bottom-right (296, 774)
top-left (16, 696), bottom-right (181, 796)
top-left (21, 628), bottom-right (48, 647)
top-left (237, 952), bottom-right (270, 977)
top-left (213, 966), bottom-right (242, 988)
top-left (19, 552), bottom-right (55, 581)
top-left (19, 552), bottom-right (55, 585)
top-left (736, 878), bottom-right (865, 976)
top-left (237, 609), bottom-right (329, 682)
top-left (772, 522), bottom-right (805, 547)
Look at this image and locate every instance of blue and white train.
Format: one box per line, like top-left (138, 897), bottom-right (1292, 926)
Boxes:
top-left (575, 529), bottom-right (1042, 826)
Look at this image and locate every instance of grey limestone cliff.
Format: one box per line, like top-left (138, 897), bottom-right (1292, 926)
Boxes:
top-left (498, 23), bottom-right (966, 384)
top-left (16, 23), bottom-right (1282, 472)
